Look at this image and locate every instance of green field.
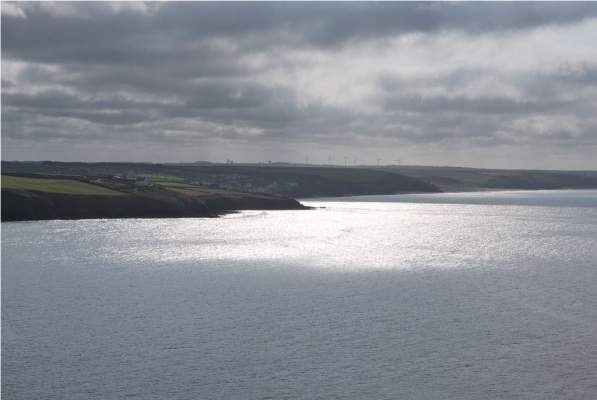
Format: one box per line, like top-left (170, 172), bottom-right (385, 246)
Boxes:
top-left (1, 175), bottom-right (125, 196)
top-left (146, 174), bottom-right (185, 184)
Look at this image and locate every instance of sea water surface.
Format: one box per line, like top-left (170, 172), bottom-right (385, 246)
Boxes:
top-left (2, 190), bottom-right (597, 399)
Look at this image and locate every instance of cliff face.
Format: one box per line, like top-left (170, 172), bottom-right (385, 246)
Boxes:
top-left (1, 189), bottom-right (307, 222)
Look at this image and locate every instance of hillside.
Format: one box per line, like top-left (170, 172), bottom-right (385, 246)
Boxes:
top-left (1, 162), bottom-right (441, 197)
top-left (5, 161), bottom-right (594, 199)
top-left (382, 166), bottom-right (597, 192)
top-left (1, 174), bottom-right (306, 222)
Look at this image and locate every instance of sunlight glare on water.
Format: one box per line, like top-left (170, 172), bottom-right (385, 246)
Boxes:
top-left (40, 194), bottom-right (594, 272)
top-left (2, 190), bottom-right (597, 399)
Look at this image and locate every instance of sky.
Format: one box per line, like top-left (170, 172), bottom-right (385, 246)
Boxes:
top-left (2, 2), bottom-right (597, 169)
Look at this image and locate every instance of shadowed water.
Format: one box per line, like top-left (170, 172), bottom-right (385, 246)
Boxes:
top-left (3, 190), bottom-right (597, 399)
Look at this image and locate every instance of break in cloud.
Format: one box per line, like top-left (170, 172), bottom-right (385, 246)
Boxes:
top-left (2, 1), bottom-right (597, 169)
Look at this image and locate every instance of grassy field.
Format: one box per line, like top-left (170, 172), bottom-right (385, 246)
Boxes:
top-left (2, 173), bottom-right (306, 221)
top-left (2, 175), bottom-right (125, 196)
top-left (146, 174), bottom-right (185, 184)
top-left (155, 181), bottom-right (196, 188)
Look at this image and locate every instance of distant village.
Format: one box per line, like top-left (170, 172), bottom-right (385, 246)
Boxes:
top-left (123, 170), bottom-right (299, 194)
top-left (189, 174), bottom-right (299, 194)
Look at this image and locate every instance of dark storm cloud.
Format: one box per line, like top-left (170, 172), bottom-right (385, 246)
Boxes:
top-left (3, 90), bottom-right (162, 124)
top-left (1, 79), bottom-right (304, 128)
top-left (382, 93), bottom-right (572, 115)
top-left (4, 2), bottom-right (597, 63)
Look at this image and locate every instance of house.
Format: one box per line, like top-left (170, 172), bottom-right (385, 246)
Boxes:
top-left (135, 176), bottom-right (150, 187)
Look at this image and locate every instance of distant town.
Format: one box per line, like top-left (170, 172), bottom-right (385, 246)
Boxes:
top-left (3, 161), bottom-right (597, 198)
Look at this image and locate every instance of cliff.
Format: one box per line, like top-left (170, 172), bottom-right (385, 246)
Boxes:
top-left (1, 175), bottom-right (307, 222)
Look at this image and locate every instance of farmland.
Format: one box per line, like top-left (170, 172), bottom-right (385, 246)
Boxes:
top-left (1, 175), bottom-right (124, 196)
top-left (1, 174), bottom-right (306, 221)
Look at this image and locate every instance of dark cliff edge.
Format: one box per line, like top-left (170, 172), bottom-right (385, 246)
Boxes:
top-left (1, 189), bottom-right (307, 222)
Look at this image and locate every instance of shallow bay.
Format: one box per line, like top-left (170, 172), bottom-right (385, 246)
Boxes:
top-left (3, 190), bottom-right (597, 399)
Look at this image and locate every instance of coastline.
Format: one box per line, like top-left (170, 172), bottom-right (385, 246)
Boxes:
top-left (1, 189), bottom-right (309, 223)
top-left (300, 187), bottom-right (597, 203)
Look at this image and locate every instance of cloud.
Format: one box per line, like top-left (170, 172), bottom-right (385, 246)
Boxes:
top-left (4, 2), bottom-right (597, 63)
top-left (2, 2), bottom-right (597, 168)
top-left (1, 2), bottom-right (26, 19)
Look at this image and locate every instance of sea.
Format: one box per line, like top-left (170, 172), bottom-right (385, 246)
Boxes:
top-left (2, 190), bottom-right (597, 399)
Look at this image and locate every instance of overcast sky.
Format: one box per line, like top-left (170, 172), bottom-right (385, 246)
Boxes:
top-left (2, 2), bottom-right (597, 169)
